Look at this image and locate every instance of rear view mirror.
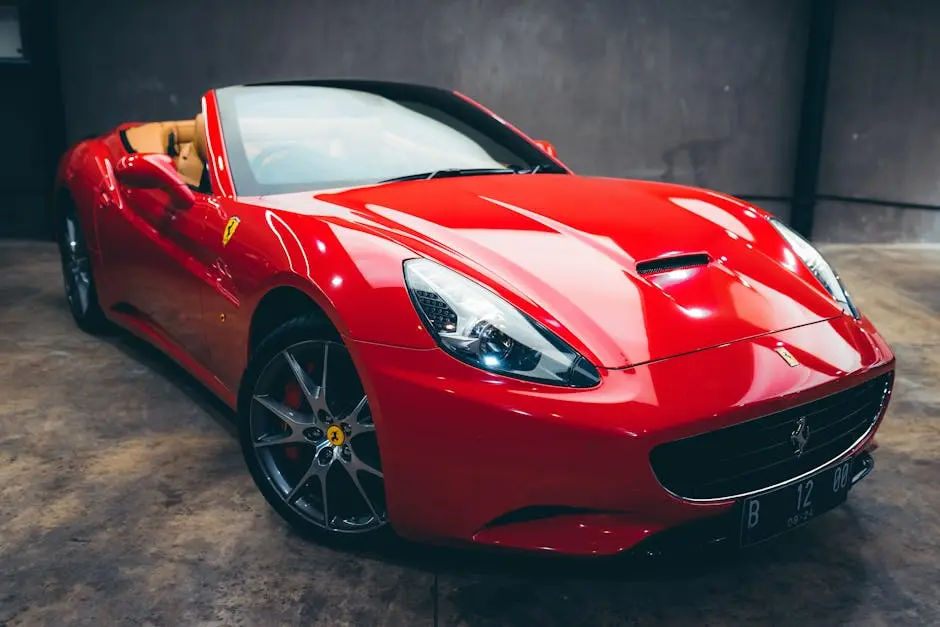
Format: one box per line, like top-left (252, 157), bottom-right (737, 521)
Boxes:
top-left (532, 139), bottom-right (558, 158)
top-left (114, 153), bottom-right (195, 211)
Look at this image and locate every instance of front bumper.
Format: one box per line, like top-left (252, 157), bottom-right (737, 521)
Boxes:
top-left (348, 314), bottom-right (895, 556)
top-left (629, 450), bottom-right (878, 559)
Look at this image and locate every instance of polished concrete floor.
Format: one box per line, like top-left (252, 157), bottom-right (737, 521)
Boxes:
top-left (0, 241), bottom-right (938, 626)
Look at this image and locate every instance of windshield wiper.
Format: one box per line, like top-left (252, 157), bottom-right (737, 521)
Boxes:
top-left (379, 164), bottom-right (558, 183)
top-left (379, 167), bottom-right (519, 183)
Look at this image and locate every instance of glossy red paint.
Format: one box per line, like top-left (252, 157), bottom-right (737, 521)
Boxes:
top-left (531, 139), bottom-right (558, 158)
top-left (350, 314), bottom-right (893, 554)
top-left (115, 153), bottom-right (196, 210)
top-left (54, 85), bottom-right (896, 556)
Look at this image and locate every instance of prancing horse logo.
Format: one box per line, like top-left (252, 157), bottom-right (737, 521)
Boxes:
top-left (790, 417), bottom-right (811, 457)
top-left (326, 425), bottom-right (345, 447)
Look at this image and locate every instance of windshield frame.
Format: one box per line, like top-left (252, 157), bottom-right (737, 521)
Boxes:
top-left (214, 80), bottom-right (569, 197)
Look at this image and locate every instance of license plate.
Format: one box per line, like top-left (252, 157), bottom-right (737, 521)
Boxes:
top-left (739, 458), bottom-right (855, 547)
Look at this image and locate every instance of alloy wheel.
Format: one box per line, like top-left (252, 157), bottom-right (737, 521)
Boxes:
top-left (61, 214), bottom-right (92, 315)
top-left (249, 340), bottom-right (386, 533)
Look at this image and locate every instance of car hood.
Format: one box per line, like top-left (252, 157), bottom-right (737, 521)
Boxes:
top-left (260, 175), bottom-right (845, 368)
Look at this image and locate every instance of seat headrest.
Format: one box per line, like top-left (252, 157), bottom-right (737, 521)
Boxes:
top-left (193, 114), bottom-right (208, 161)
top-left (163, 120), bottom-right (196, 157)
top-left (171, 121), bottom-right (196, 144)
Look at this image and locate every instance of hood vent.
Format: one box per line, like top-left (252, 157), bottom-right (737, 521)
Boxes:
top-left (636, 253), bottom-right (711, 276)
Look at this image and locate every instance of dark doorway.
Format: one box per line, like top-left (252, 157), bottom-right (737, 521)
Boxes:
top-left (0, 0), bottom-right (65, 240)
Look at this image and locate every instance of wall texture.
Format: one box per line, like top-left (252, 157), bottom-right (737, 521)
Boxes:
top-left (57, 0), bottom-right (807, 223)
top-left (815, 0), bottom-right (940, 242)
top-left (0, 62), bottom-right (49, 238)
top-left (0, 0), bottom-right (64, 239)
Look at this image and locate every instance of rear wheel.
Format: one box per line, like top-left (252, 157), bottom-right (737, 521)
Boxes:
top-left (58, 206), bottom-right (108, 333)
top-left (238, 315), bottom-right (389, 542)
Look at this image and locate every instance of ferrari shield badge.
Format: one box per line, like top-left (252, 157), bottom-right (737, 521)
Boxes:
top-left (326, 425), bottom-right (345, 446)
top-left (222, 216), bottom-right (240, 246)
top-left (774, 347), bottom-right (799, 367)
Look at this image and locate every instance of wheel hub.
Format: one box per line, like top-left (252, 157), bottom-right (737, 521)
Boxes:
top-left (325, 424), bottom-right (345, 446)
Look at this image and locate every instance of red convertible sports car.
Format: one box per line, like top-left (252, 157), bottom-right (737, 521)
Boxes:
top-left (55, 79), bottom-right (895, 556)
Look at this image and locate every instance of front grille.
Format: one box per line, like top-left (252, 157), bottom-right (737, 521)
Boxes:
top-left (650, 372), bottom-right (893, 500)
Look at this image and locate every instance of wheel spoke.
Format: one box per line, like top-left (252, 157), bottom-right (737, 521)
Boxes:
top-left (65, 218), bottom-right (77, 248)
top-left (283, 349), bottom-right (327, 415)
top-left (62, 216), bottom-right (91, 312)
top-left (319, 473), bottom-right (332, 529)
top-left (253, 394), bottom-right (312, 431)
top-left (346, 395), bottom-right (375, 436)
top-left (340, 455), bottom-right (381, 520)
top-left (318, 343), bottom-right (330, 412)
top-left (287, 440), bottom-right (333, 504)
top-left (342, 454), bottom-right (383, 480)
top-left (76, 279), bottom-right (89, 312)
top-left (253, 430), bottom-right (305, 449)
top-left (349, 419), bottom-right (375, 437)
top-left (348, 395), bottom-right (368, 421)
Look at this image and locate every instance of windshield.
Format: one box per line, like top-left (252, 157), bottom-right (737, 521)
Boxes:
top-left (215, 81), bottom-right (566, 196)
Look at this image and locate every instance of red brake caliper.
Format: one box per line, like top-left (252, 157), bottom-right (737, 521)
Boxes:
top-left (283, 381), bottom-right (302, 462)
top-left (282, 362), bottom-right (318, 462)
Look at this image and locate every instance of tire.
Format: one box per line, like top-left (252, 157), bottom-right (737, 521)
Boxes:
top-left (57, 204), bottom-right (109, 334)
top-left (238, 314), bottom-right (391, 545)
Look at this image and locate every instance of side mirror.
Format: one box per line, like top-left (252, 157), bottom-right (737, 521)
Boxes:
top-left (114, 153), bottom-right (195, 211)
top-left (532, 139), bottom-right (558, 159)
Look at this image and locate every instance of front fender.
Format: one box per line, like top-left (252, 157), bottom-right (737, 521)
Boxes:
top-left (239, 205), bottom-right (438, 350)
top-left (208, 203), bottom-right (439, 395)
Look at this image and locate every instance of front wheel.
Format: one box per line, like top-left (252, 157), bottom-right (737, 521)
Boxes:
top-left (238, 315), bottom-right (389, 543)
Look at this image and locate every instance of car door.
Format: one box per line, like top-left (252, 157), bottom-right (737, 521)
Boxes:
top-left (104, 182), bottom-right (216, 368)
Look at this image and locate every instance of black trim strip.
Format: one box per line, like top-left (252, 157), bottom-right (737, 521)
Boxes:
top-left (119, 129), bottom-right (135, 153)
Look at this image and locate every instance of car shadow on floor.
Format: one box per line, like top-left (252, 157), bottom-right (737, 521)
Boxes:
top-left (102, 324), bottom-right (238, 438)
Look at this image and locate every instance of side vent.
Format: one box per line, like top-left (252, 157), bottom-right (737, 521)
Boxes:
top-left (636, 253), bottom-right (711, 276)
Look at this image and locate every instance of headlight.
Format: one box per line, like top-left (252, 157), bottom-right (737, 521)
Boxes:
top-left (403, 259), bottom-right (601, 387)
top-left (770, 218), bottom-right (859, 318)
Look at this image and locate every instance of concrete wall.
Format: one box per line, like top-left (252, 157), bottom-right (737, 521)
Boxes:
top-left (815, 0), bottom-right (940, 242)
top-left (57, 0), bottom-right (807, 223)
top-left (0, 62), bottom-right (48, 238)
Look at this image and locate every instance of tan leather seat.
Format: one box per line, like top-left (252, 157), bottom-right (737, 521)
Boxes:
top-left (123, 120), bottom-right (195, 157)
top-left (175, 113), bottom-right (207, 188)
top-left (122, 116), bottom-right (206, 189)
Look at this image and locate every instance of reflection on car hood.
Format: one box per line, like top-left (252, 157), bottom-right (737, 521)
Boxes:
top-left (263, 175), bottom-right (846, 368)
